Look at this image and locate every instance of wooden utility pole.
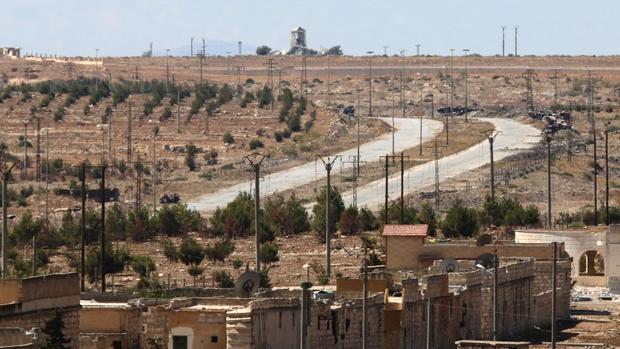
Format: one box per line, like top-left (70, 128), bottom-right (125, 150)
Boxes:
top-left (381, 153), bottom-right (411, 224)
top-left (546, 133), bottom-right (553, 228)
top-left (100, 164), bottom-right (107, 292)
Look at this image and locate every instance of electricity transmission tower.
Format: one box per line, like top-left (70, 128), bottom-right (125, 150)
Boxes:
top-left (425, 140), bottom-right (446, 209)
top-left (523, 69), bottom-right (536, 113)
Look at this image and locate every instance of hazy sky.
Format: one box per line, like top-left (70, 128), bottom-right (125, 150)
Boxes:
top-left (1, 0), bottom-right (618, 57)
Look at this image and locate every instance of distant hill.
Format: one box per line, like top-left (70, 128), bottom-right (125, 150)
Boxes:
top-left (153, 40), bottom-right (258, 57)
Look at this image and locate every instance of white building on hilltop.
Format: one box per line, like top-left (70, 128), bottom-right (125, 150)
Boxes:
top-left (290, 27), bottom-right (306, 50)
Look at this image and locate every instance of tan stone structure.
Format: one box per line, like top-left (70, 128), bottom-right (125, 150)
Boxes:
top-left (0, 273), bottom-right (80, 349)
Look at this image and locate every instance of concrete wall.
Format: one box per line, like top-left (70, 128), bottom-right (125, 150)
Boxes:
top-left (168, 310), bottom-right (227, 349)
top-left (515, 229), bottom-right (605, 277)
top-left (385, 236), bottom-right (562, 271)
top-left (607, 225), bottom-right (620, 292)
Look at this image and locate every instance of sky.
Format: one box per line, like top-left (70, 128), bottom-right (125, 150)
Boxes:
top-left (1, 0), bottom-right (619, 57)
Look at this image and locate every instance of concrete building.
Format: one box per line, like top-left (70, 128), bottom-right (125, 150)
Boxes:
top-left (290, 27), bottom-right (307, 50)
top-left (516, 224), bottom-right (620, 291)
top-left (0, 47), bottom-right (20, 58)
top-left (0, 273), bottom-right (81, 348)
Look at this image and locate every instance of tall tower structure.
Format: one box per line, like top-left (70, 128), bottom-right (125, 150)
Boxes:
top-left (290, 27), bottom-right (307, 50)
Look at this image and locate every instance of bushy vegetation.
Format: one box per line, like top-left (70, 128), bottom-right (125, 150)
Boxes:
top-left (259, 242), bottom-right (279, 263)
top-left (311, 186), bottom-right (345, 241)
top-left (178, 238), bottom-right (205, 266)
top-left (263, 194), bottom-right (309, 235)
top-left (205, 239), bottom-right (234, 262)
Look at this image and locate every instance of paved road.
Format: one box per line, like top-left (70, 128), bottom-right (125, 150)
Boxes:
top-left (340, 117), bottom-right (541, 210)
top-left (189, 117), bottom-right (443, 213)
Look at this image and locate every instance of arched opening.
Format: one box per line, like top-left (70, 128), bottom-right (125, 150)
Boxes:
top-left (578, 250), bottom-right (605, 276)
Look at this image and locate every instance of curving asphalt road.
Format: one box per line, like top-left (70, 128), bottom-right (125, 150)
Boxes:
top-left (340, 117), bottom-right (541, 209)
top-left (189, 117), bottom-right (444, 213)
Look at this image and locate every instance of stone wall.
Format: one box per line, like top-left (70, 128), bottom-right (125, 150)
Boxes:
top-left (0, 307), bottom-right (80, 349)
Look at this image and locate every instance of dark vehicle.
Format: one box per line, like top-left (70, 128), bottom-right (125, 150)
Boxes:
top-left (160, 193), bottom-right (181, 204)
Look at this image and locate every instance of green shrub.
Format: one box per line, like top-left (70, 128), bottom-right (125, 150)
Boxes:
top-left (205, 239), bottom-right (234, 262)
top-left (441, 200), bottom-right (479, 238)
top-left (274, 131), bottom-right (283, 142)
top-left (85, 245), bottom-right (131, 282)
top-left (161, 239), bottom-right (178, 262)
top-left (178, 238), bottom-right (205, 265)
top-left (259, 242), bottom-right (279, 264)
top-left (339, 205), bottom-right (361, 235)
top-left (213, 270), bottom-right (235, 288)
top-left (249, 138), bottom-right (264, 150)
top-left (311, 186), bottom-right (345, 241)
top-left (232, 258), bottom-right (243, 269)
top-left (131, 255), bottom-right (156, 277)
top-left (264, 194), bottom-right (309, 235)
top-left (223, 131), bottom-right (234, 144)
top-left (187, 265), bottom-right (204, 278)
top-left (359, 206), bottom-right (378, 232)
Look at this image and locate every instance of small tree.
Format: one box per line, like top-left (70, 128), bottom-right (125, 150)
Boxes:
top-left (259, 242), bottom-right (279, 263)
top-left (339, 205), bottom-right (361, 235)
top-left (359, 206), bottom-right (378, 232)
top-left (161, 239), bottom-right (178, 262)
top-left (311, 186), bottom-right (345, 241)
top-left (223, 131), bottom-right (235, 144)
top-left (187, 265), bottom-right (204, 285)
top-left (178, 238), bottom-right (205, 265)
top-left (185, 143), bottom-right (198, 171)
top-left (441, 200), bottom-right (479, 238)
top-left (41, 311), bottom-right (70, 349)
top-left (256, 45), bottom-right (272, 56)
top-left (213, 270), bottom-right (235, 288)
top-left (205, 239), bottom-right (235, 262)
top-left (131, 255), bottom-right (156, 278)
top-left (417, 202), bottom-right (437, 236)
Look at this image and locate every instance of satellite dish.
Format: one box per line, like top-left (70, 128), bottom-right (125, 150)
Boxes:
top-left (475, 253), bottom-right (497, 270)
top-left (476, 234), bottom-right (493, 247)
top-left (439, 258), bottom-right (459, 273)
top-left (234, 271), bottom-right (261, 298)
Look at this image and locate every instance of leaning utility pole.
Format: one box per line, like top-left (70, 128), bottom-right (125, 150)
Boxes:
top-left (243, 154), bottom-right (268, 272)
top-left (1, 161), bottom-right (17, 278)
top-left (316, 156), bottom-right (340, 277)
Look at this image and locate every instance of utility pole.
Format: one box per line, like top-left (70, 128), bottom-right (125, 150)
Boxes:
top-left (316, 156), bottom-right (340, 277)
top-left (80, 162), bottom-right (86, 291)
top-left (326, 56), bottom-right (331, 107)
top-left (463, 48), bottom-right (470, 122)
top-left (45, 129), bottom-right (49, 226)
top-left (399, 153), bottom-right (410, 224)
top-left (108, 109), bottom-right (112, 160)
top-left (356, 89), bottom-right (362, 177)
top-left (127, 103), bottom-right (133, 164)
top-left (605, 125), bottom-right (610, 225)
top-left (450, 49), bottom-right (455, 114)
top-left (426, 296), bottom-right (432, 349)
top-left (444, 113), bottom-right (449, 145)
top-left (367, 51), bottom-right (374, 116)
top-left (493, 252), bottom-right (498, 341)
top-left (362, 251), bottom-right (368, 349)
top-left (1, 161), bottom-right (17, 277)
top-left (176, 89), bottom-right (181, 133)
top-left (243, 154), bottom-right (268, 272)
top-left (100, 164), bottom-right (106, 292)
top-left (488, 131), bottom-right (500, 203)
top-left (165, 49), bottom-right (170, 95)
top-left (523, 69), bottom-right (536, 113)
top-left (589, 72), bottom-right (598, 225)
top-left (200, 38), bottom-right (206, 83)
top-left (514, 25), bottom-right (519, 56)
top-left (300, 56), bottom-right (307, 98)
top-left (551, 241), bottom-right (557, 349)
top-left (21, 121), bottom-right (28, 180)
top-left (546, 133), bottom-right (553, 228)
top-left (501, 25), bottom-right (506, 57)
top-left (190, 37), bottom-right (194, 57)
top-left (419, 114), bottom-right (423, 156)
top-left (381, 154), bottom-right (410, 224)
top-left (35, 116), bottom-right (40, 183)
